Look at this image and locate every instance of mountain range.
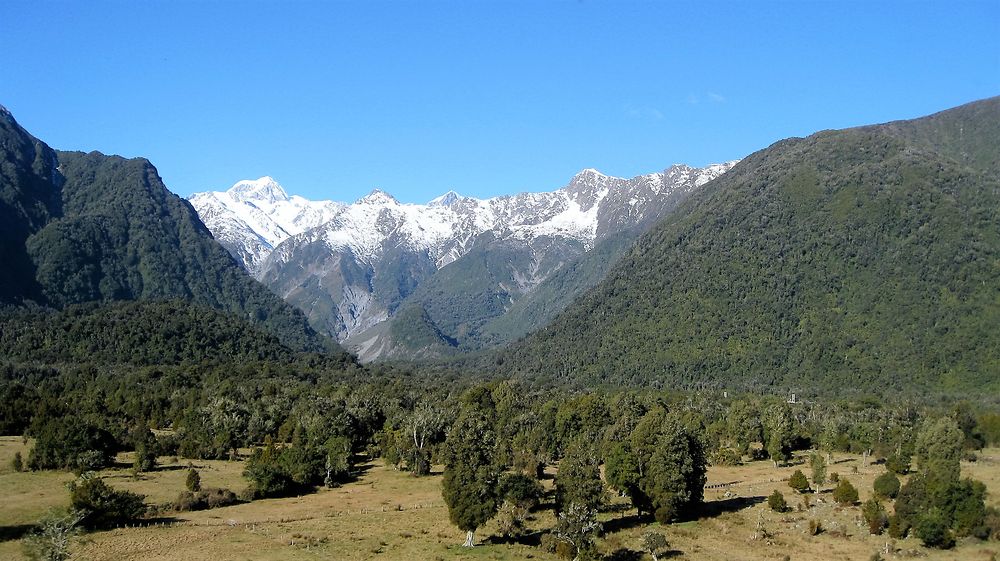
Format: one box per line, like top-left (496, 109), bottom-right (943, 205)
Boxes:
top-left (190, 162), bottom-right (737, 360)
top-left (498, 96), bottom-right (1000, 394)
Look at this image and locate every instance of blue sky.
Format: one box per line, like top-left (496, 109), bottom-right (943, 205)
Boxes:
top-left (2, 1), bottom-right (998, 203)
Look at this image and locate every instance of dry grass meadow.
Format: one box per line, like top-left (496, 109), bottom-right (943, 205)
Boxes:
top-left (1, 436), bottom-right (998, 561)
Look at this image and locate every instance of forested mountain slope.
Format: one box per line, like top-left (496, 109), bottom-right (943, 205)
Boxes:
top-left (0, 105), bottom-right (344, 357)
top-left (499, 97), bottom-right (1000, 394)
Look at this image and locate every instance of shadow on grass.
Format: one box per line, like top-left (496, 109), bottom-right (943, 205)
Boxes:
top-left (485, 530), bottom-right (543, 547)
top-left (697, 495), bottom-right (766, 518)
top-left (603, 513), bottom-right (652, 534)
top-left (0, 524), bottom-right (35, 542)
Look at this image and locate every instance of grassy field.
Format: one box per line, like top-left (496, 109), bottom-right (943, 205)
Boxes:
top-left (1, 438), bottom-right (997, 561)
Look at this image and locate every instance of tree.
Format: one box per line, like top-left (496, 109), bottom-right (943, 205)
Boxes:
top-left (641, 531), bottom-right (670, 561)
top-left (69, 474), bottom-right (146, 529)
top-left (862, 498), bottom-right (888, 535)
top-left (185, 468), bottom-right (201, 492)
top-left (554, 502), bottom-right (600, 561)
top-left (788, 469), bottom-right (810, 493)
top-left (27, 418), bottom-right (116, 472)
top-left (131, 422), bottom-right (157, 473)
top-left (832, 478), bottom-right (859, 506)
top-left (914, 417), bottom-right (963, 478)
top-left (762, 403), bottom-right (793, 467)
top-left (629, 408), bottom-right (707, 521)
top-left (22, 509), bottom-right (84, 561)
top-left (555, 442), bottom-right (603, 514)
top-left (726, 399), bottom-right (763, 456)
top-left (442, 407), bottom-right (500, 547)
top-left (768, 489), bottom-right (787, 512)
top-left (12, 451), bottom-right (24, 472)
top-left (915, 509), bottom-right (955, 549)
top-left (809, 452), bottom-right (826, 488)
top-left (603, 441), bottom-right (647, 514)
top-left (402, 402), bottom-right (445, 476)
top-left (872, 471), bottom-right (900, 499)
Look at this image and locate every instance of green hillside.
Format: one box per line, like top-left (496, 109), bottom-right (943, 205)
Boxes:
top-left (0, 107), bottom-right (344, 357)
top-left (499, 97), bottom-right (1000, 395)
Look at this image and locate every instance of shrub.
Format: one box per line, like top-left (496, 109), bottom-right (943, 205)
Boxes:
top-left (788, 469), bottom-right (810, 493)
top-left (862, 498), bottom-right (888, 535)
top-left (499, 473), bottom-right (544, 510)
top-left (872, 471), bottom-right (900, 499)
top-left (714, 447), bottom-right (742, 466)
top-left (810, 453), bottom-right (826, 487)
top-left (916, 510), bottom-right (955, 549)
top-left (832, 479), bottom-right (858, 506)
top-left (887, 514), bottom-right (908, 539)
top-left (808, 519), bottom-right (822, 535)
top-left (828, 471), bottom-right (840, 483)
top-left (173, 488), bottom-right (238, 511)
top-left (185, 468), bottom-right (201, 492)
top-left (204, 488), bottom-right (238, 509)
top-left (885, 452), bottom-right (910, 474)
top-left (69, 475), bottom-right (146, 529)
top-left (22, 509), bottom-right (84, 561)
top-left (11, 451), bottom-right (24, 472)
top-left (983, 506), bottom-right (1000, 541)
top-left (27, 418), bottom-right (117, 472)
top-left (768, 490), bottom-right (787, 512)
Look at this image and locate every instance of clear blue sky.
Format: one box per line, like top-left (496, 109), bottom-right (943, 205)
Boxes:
top-left (2, 1), bottom-right (998, 203)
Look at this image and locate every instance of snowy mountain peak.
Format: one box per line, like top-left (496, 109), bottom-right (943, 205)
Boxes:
top-left (357, 189), bottom-right (399, 205)
top-left (228, 176), bottom-right (289, 204)
top-left (428, 190), bottom-right (463, 207)
top-left (572, 168), bottom-right (611, 181)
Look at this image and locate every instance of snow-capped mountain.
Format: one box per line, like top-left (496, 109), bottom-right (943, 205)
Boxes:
top-left (188, 162), bottom-right (737, 359)
top-left (189, 177), bottom-right (343, 275)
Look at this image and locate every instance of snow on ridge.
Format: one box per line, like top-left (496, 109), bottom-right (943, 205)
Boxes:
top-left (191, 161), bottom-right (738, 273)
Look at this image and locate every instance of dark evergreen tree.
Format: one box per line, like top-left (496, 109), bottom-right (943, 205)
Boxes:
top-left (442, 404), bottom-right (500, 547)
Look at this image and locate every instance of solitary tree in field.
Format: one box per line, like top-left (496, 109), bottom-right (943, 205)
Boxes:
top-left (442, 407), bottom-right (500, 547)
top-left (185, 468), bottom-right (201, 492)
top-left (22, 509), bottom-right (84, 561)
top-left (788, 469), bottom-right (810, 493)
top-left (641, 530), bottom-right (670, 561)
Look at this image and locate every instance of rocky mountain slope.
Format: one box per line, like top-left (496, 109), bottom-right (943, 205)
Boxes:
top-left (497, 97), bottom-right (1000, 394)
top-left (191, 162), bottom-right (737, 360)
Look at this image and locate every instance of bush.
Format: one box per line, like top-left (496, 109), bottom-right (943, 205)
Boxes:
top-left (69, 475), bottom-right (146, 529)
top-left (788, 469), bottom-right (810, 493)
top-left (27, 418), bottom-right (117, 472)
top-left (768, 490), bottom-right (787, 512)
top-left (173, 488), bottom-right (239, 511)
top-left (832, 479), bottom-right (858, 506)
top-left (885, 452), bottom-right (910, 474)
top-left (872, 471), bottom-right (900, 499)
top-left (714, 447), bottom-right (742, 466)
top-left (185, 468), bottom-right (201, 492)
top-left (11, 451), bottom-right (24, 472)
top-left (887, 514), bottom-right (908, 539)
top-left (808, 519), bottom-right (822, 535)
top-left (984, 506), bottom-right (1000, 541)
top-left (829, 472), bottom-right (840, 483)
top-left (499, 473), bottom-right (544, 510)
top-left (916, 511), bottom-right (955, 549)
top-left (862, 498), bottom-right (888, 535)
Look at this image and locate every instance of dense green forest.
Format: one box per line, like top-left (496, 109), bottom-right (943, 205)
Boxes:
top-left (495, 98), bottom-right (1000, 395)
top-left (0, 107), bottom-right (338, 355)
